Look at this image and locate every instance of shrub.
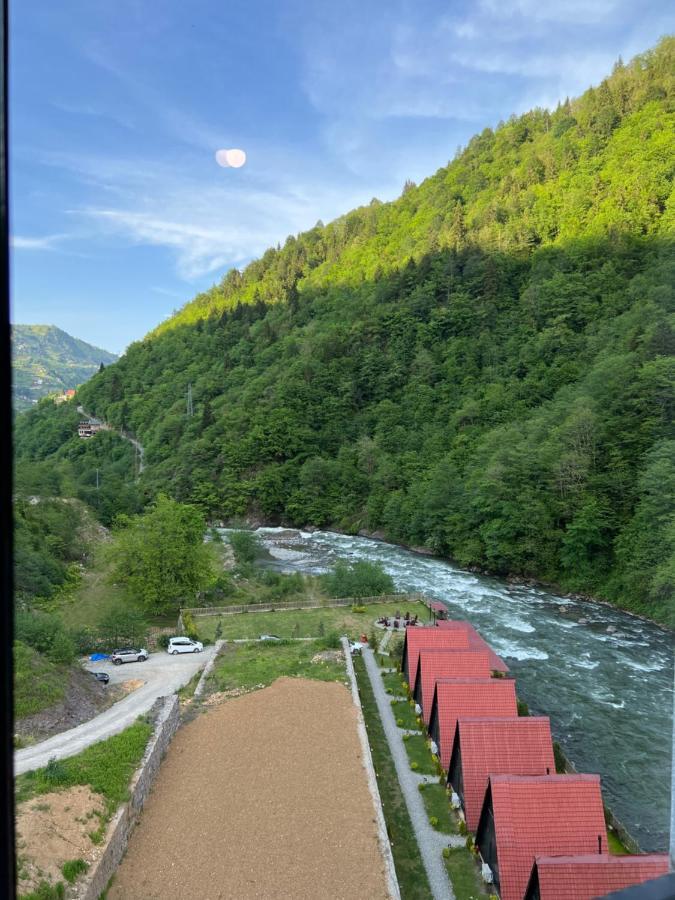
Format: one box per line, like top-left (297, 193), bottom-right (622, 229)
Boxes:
top-left (402, 734), bottom-right (410, 742)
top-left (214, 619), bottom-right (224, 641)
top-left (21, 881), bottom-right (65, 900)
top-left (228, 530), bottom-right (260, 565)
top-left (396, 717), bottom-right (403, 726)
top-left (157, 634), bottom-right (171, 649)
top-left (319, 630), bottom-right (341, 650)
top-left (517, 698), bottom-right (530, 717)
top-left (61, 859), bottom-right (88, 884)
top-left (458, 820), bottom-right (468, 836)
top-left (418, 783), bottom-right (426, 792)
top-left (442, 847), bottom-right (450, 859)
top-left (429, 816), bottom-right (439, 828)
top-left (465, 835), bottom-right (474, 851)
top-left (44, 757), bottom-right (68, 786)
top-left (181, 611), bottom-right (199, 641)
top-left (411, 761), bottom-right (419, 771)
top-left (322, 559), bottom-right (395, 598)
top-left (351, 605), bottom-right (366, 613)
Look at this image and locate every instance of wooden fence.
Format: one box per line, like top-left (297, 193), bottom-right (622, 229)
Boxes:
top-left (180, 592), bottom-right (426, 619)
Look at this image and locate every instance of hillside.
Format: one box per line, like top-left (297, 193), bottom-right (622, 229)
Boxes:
top-left (14, 39), bottom-right (675, 626)
top-left (11, 324), bottom-right (118, 412)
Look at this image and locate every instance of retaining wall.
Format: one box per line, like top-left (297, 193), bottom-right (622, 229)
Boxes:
top-left (72, 695), bottom-right (180, 900)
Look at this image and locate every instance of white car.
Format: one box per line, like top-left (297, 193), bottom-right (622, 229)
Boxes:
top-left (167, 637), bottom-right (203, 655)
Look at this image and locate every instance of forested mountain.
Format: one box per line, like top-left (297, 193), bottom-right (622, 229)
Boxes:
top-left (11, 324), bottom-right (118, 412)
top-left (15, 39), bottom-right (675, 625)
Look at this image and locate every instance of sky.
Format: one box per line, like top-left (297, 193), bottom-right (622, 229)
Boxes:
top-left (10, 0), bottom-right (673, 353)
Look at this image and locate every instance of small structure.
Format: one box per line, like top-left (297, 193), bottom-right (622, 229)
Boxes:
top-left (447, 716), bottom-right (554, 828)
top-left (524, 854), bottom-right (670, 900)
top-left (412, 649), bottom-right (492, 723)
top-left (474, 774), bottom-right (606, 900)
top-left (78, 417), bottom-right (103, 438)
top-left (401, 625), bottom-right (471, 684)
top-left (437, 619), bottom-right (509, 673)
top-left (429, 600), bottom-right (448, 621)
top-left (55, 388), bottom-right (76, 404)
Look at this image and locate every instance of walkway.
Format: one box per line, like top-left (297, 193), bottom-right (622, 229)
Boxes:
top-left (362, 645), bottom-right (463, 900)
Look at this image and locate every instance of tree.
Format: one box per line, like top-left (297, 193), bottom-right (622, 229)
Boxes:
top-left (106, 495), bottom-right (216, 614)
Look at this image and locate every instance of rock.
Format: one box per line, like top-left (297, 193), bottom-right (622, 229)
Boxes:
top-left (578, 617), bottom-right (589, 625)
top-left (606, 625), bottom-right (617, 633)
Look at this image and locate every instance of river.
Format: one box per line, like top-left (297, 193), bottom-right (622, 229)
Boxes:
top-left (254, 527), bottom-right (673, 853)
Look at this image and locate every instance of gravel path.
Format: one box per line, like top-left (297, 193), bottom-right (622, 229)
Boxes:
top-left (362, 646), bottom-right (463, 900)
top-left (109, 677), bottom-right (390, 899)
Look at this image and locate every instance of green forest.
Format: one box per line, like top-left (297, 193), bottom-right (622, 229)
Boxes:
top-left (14, 39), bottom-right (674, 626)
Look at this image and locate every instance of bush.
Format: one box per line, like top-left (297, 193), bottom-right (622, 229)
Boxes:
top-left (228, 530), bottom-right (260, 565)
top-left (21, 881), bottom-right (65, 900)
top-left (157, 634), bottom-right (171, 649)
top-left (44, 757), bottom-right (68, 786)
top-left (61, 859), bottom-right (88, 883)
top-left (458, 820), bottom-right (468, 836)
top-left (396, 718), bottom-right (403, 726)
top-left (318, 630), bottom-right (341, 650)
top-left (429, 816), bottom-right (439, 827)
top-left (322, 560), bottom-right (395, 598)
top-left (15, 610), bottom-right (76, 664)
top-left (418, 783), bottom-right (426, 792)
top-left (411, 761), bottom-right (419, 771)
top-left (402, 734), bottom-right (410, 742)
top-left (97, 608), bottom-right (148, 651)
top-left (351, 605), bottom-right (366, 613)
top-left (465, 835), bottom-right (474, 851)
top-left (517, 698), bottom-right (530, 717)
top-left (442, 847), bottom-right (450, 859)
top-left (181, 611), bottom-right (199, 641)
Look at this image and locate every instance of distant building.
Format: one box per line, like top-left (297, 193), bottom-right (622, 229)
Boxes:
top-left (78, 418), bottom-right (104, 438)
top-left (54, 388), bottom-right (76, 405)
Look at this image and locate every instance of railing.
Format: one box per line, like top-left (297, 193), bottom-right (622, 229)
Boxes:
top-left (181, 592), bottom-right (425, 618)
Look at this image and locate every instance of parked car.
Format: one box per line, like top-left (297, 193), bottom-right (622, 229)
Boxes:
top-left (93, 671), bottom-right (110, 684)
top-left (167, 637), bottom-right (203, 655)
top-left (259, 634), bottom-right (282, 642)
top-left (111, 648), bottom-right (149, 665)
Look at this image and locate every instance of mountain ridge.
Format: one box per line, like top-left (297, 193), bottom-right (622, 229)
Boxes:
top-left (14, 38), bottom-right (675, 625)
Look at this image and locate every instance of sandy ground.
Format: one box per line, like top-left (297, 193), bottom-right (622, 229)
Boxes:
top-left (16, 786), bottom-right (104, 892)
top-left (110, 677), bottom-right (389, 900)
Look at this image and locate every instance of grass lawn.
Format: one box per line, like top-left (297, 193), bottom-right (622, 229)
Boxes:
top-left (403, 733), bottom-right (437, 775)
top-left (444, 848), bottom-right (489, 899)
top-left (57, 550), bottom-right (130, 630)
top-left (390, 700), bottom-right (420, 731)
top-left (607, 829), bottom-right (630, 855)
top-left (16, 720), bottom-right (153, 821)
top-left (353, 655), bottom-right (432, 900)
top-left (418, 783), bottom-right (457, 834)
top-left (381, 671), bottom-right (407, 695)
top-left (209, 639), bottom-right (348, 693)
top-left (195, 599), bottom-right (425, 642)
top-left (14, 642), bottom-right (66, 719)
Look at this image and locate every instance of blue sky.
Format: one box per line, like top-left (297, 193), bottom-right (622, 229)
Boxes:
top-left (10, 0), bottom-right (673, 353)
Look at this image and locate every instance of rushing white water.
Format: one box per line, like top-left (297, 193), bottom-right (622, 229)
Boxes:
top-left (256, 528), bottom-right (674, 852)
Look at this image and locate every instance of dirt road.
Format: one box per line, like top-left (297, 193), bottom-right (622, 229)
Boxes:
top-left (110, 677), bottom-right (390, 900)
top-left (15, 649), bottom-right (214, 774)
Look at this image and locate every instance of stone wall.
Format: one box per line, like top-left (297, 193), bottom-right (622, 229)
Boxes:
top-left (72, 694), bottom-right (180, 900)
top-left (193, 639), bottom-right (225, 699)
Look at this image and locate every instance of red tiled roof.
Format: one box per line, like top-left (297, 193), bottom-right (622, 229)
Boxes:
top-left (436, 620), bottom-right (509, 672)
top-left (452, 717), bottom-right (554, 829)
top-left (481, 775), bottom-right (606, 900)
top-left (415, 650), bottom-right (492, 722)
top-left (531, 854), bottom-right (670, 900)
top-left (429, 600), bottom-right (447, 611)
top-left (402, 626), bottom-right (471, 684)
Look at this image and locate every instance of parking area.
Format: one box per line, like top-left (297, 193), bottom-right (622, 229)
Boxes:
top-left (15, 647), bottom-right (215, 775)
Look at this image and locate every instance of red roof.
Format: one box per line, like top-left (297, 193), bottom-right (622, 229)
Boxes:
top-left (429, 600), bottom-right (447, 611)
top-left (415, 650), bottom-right (492, 722)
top-left (452, 717), bottom-right (554, 829)
top-left (480, 775), bottom-right (606, 900)
top-left (402, 626), bottom-right (471, 683)
top-left (531, 855), bottom-right (670, 900)
top-left (436, 620), bottom-right (509, 672)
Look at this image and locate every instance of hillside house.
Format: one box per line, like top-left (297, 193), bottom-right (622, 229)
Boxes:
top-left (55, 388), bottom-right (76, 404)
top-left (401, 625), bottom-right (471, 684)
top-left (524, 854), bottom-right (670, 900)
top-left (474, 774), bottom-right (606, 900)
top-left (413, 649), bottom-right (492, 723)
top-left (446, 716), bottom-right (554, 829)
top-left (78, 418), bottom-right (103, 438)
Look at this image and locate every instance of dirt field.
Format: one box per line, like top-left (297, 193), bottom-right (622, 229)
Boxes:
top-left (110, 677), bottom-right (390, 900)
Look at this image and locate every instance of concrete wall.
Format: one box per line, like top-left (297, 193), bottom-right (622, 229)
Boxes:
top-left (72, 695), bottom-right (180, 900)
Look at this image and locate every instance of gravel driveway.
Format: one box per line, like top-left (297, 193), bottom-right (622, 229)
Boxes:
top-left (15, 648), bottom-right (215, 775)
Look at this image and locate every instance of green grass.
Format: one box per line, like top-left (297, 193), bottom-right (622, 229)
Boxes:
top-left (177, 670), bottom-right (202, 701)
top-left (382, 671), bottom-right (407, 695)
top-left (210, 639), bottom-right (348, 693)
top-left (418, 783), bottom-right (457, 834)
top-left (14, 642), bottom-right (66, 719)
top-left (354, 655), bottom-right (432, 900)
top-left (443, 848), bottom-right (489, 899)
top-left (195, 600), bottom-right (425, 642)
top-left (607, 829), bottom-right (630, 855)
top-left (19, 881), bottom-right (65, 900)
top-left (391, 700), bottom-right (420, 730)
top-left (403, 733), bottom-right (437, 775)
top-left (61, 858), bottom-right (88, 883)
top-left (16, 720), bottom-right (153, 818)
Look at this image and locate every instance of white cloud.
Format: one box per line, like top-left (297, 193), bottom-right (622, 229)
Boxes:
top-left (10, 233), bottom-right (69, 250)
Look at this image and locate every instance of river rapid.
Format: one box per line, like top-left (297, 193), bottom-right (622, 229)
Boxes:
top-left (255, 527), bottom-right (673, 852)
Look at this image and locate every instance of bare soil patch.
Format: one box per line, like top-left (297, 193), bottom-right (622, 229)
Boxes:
top-left (16, 786), bottom-right (104, 892)
top-left (110, 677), bottom-right (389, 900)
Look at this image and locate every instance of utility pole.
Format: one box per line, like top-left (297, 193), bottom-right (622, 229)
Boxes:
top-left (95, 468), bottom-right (99, 491)
top-left (187, 383), bottom-right (193, 418)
